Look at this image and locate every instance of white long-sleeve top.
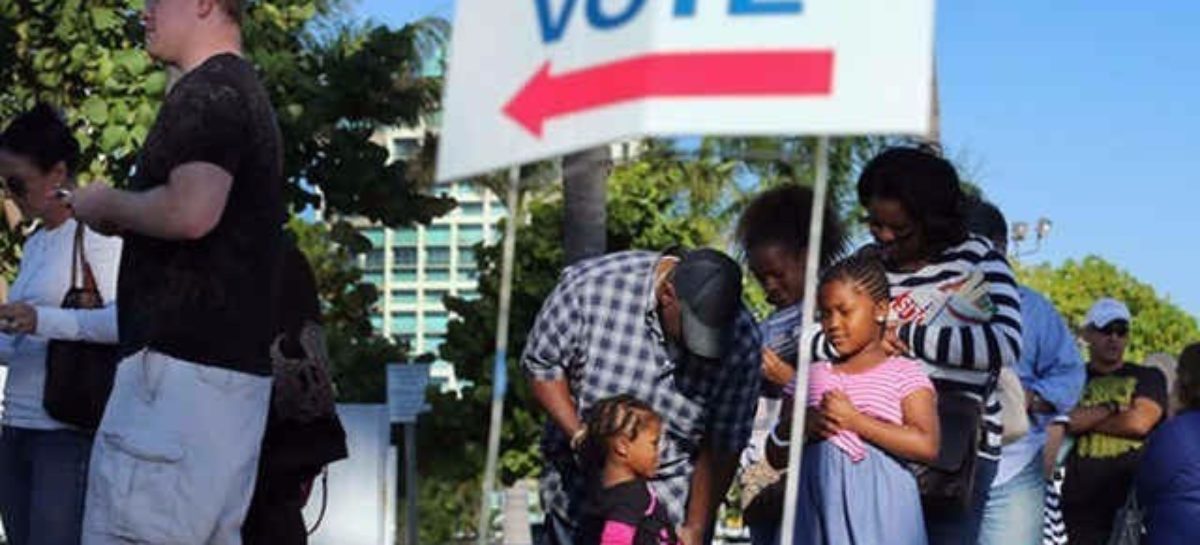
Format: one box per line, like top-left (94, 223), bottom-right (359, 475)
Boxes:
top-left (0, 219), bottom-right (121, 430)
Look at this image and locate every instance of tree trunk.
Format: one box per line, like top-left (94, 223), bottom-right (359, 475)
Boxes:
top-left (562, 147), bottom-right (609, 266)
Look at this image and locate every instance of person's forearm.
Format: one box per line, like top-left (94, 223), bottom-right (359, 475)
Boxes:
top-left (1093, 410), bottom-right (1158, 440)
top-left (853, 415), bottom-right (939, 464)
top-left (683, 444), bottom-right (738, 536)
top-left (529, 379), bottom-right (582, 438)
top-left (101, 186), bottom-right (195, 240)
top-left (1067, 405), bottom-right (1113, 435)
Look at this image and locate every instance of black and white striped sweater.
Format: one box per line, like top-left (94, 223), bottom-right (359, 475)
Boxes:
top-left (806, 235), bottom-right (1023, 460)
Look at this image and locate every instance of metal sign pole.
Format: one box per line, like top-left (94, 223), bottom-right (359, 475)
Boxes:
top-left (779, 136), bottom-right (830, 545)
top-left (477, 166), bottom-right (522, 545)
top-left (406, 422), bottom-right (419, 545)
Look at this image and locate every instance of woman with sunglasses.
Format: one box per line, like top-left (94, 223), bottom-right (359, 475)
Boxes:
top-left (0, 104), bottom-right (122, 545)
top-left (1061, 298), bottom-right (1167, 545)
top-left (802, 147), bottom-right (1024, 544)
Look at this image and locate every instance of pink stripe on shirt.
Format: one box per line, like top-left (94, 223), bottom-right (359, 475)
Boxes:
top-left (806, 357), bottom-right (933, 462)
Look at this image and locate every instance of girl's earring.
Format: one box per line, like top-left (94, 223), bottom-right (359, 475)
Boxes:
top-left (875, 316), bottom-right (886, 324)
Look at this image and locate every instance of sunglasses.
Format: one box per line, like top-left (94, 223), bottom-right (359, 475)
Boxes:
top-left (1095, 323), bottom-right (1129, 338)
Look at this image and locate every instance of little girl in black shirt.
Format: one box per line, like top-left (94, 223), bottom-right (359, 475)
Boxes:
top-left (577, 394), bottom-right (680, 545)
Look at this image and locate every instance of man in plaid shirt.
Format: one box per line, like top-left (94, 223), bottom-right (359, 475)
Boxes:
top-left (522, 249), bottom-right (761, 545)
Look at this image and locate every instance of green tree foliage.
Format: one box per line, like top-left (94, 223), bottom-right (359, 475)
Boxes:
top-left (1017, 256), bottom-right (1200, 362)
top-left (0, 1), bottom-right (456, 400)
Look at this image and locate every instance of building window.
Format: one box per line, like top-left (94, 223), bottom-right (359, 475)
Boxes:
top-left (394, 248), bottom-right (418, 268)
top-left (392, 312), bottom-right (418, 334)
top-left (426, 269), bottom-right (451, 281)
top-left (363, 228), bottom-right (386, 247)
top-left (425, 312), bottom-right (450, 334)
top-left (459, 290), bottom-right (480, 301)
top-left (425, 290), bottom-right (447, 305)
top-left (458, 247), bottom-right (477, 268)
top-left (459, 202), bottom-right (484, 216)
top-left (363, 249), bottom-right (385, 271)
top-left (392, 270), bottom-right (417, 283)
top-left (392, 290), bottom-right (417, 305)
top-left (425, 335), bottom-right (447, 353)
top-left (458, 226), bottom-right (484, 246)
top-left (426, 246), bottom-right (451, 266)
top-left (363, 272), bottom-right (384, 286)
top-left (427, 225), bottom-right (452, 245)
top-left (458, 269), bottom-right (479, 283)
top-left (395, 228), bottom-right (418, 245)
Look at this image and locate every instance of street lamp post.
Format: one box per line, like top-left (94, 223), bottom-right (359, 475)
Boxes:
top-left (1011, 217), bottom-right (1053, 258)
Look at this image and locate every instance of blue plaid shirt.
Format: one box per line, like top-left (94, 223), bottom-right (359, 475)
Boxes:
top-left (522, 251), bottom-right (761, 524)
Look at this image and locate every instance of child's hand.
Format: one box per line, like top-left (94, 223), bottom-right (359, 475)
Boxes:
top-left (762, 347), bottom-right (796, 386)
top-left (806, 407), bottom-right (840, 440)
top-left (820, 390), bottom-right (861, 433)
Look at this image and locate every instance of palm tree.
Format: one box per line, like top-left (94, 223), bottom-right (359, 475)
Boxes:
top-left (562, 146), bottom-right (609, 265)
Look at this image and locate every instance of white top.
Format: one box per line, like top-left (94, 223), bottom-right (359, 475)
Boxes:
top-left (0, 219), bottom-right (121, 430)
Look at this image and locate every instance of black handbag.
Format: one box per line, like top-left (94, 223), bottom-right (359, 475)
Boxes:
top-left (42, 223), bottom-right (119, 430)
top-left (910, 388), bottom-right (983, 514)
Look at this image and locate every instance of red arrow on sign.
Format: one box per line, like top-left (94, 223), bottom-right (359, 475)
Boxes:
top-left (503, 50), bottom-right (835, 138)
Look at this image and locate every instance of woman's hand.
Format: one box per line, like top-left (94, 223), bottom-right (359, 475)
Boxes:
top-left (881, 322), bottom-right (910, 356)
top-left (0, 303), bottom-right (37, 335)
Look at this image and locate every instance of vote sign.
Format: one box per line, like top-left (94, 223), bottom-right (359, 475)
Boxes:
top-left (437, 0), bottom-right (935, 181)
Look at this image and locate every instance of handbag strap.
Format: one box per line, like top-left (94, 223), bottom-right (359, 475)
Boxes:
top-left (68, 222), bottom-right (101, 295)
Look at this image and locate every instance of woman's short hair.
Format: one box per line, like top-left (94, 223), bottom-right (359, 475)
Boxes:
top-left (735, 184), bottom-right (846, 267)
top-left (0, 103), bottom-right (80, 178)
top-left (857, 147), bottom-right (967, 256)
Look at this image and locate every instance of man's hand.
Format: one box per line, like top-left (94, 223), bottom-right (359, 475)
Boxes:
top-left (762, 347), bottom-right (796, 386)
top-left (64, 184), bottom-right (122, 235)
top-left (0, 303), bottom-right (36, 334)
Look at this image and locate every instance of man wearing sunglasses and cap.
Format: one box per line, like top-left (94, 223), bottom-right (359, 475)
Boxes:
top-left (522, 248), bottom-right (761, 545)
top-left (1061, 298), bottom-right (1168, 545)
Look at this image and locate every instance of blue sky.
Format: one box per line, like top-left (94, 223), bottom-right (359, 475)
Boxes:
top-left (356, 1), bottom-right (1200, 318)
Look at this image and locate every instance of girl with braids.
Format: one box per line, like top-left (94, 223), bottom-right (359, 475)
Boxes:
top-left (767, 255), bottom-right (939, 545)
top-left (577, 394), bottom-right (679, 545)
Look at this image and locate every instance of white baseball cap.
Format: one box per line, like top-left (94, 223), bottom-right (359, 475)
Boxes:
top-left (1085, 298), bottom-right (1131, 329)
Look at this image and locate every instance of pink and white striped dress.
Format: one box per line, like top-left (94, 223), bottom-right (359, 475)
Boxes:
top-left (804, 357), bottom-right (934, 462)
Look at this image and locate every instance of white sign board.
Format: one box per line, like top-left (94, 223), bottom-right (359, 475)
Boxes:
top-left (437, 0), bottom-right (935, 181)
top-left (386, 363), bottom-right (431, 424)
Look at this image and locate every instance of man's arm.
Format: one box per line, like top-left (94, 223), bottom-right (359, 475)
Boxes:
top-left (71, 162), bottom-right (231, 241)
top-left (1067, 404), bottom-right (1115, 435)
top-left (679, 441), bottom-right (739, 545)
top-left (520, 270), bottom-right (585, 436)
top-left (529, 379), bottom-right (583, 439)
top-left (682, 310), bottom-right (761, 543)
top-left (1027, 291), bottom-right (1087, 414)
top-left (1092, 397), bottom-right (1164, 440)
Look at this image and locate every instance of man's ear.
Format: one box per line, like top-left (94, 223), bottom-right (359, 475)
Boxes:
top-left (657, 280), bottom-right (676, 309)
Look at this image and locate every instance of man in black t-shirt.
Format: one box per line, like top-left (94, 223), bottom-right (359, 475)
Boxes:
top-left (68, 1), bottom-right (284, 543)
top-left (1062, 298), bottom-right (1167, 545)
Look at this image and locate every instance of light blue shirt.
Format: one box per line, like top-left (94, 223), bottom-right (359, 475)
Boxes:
top-left (995, 285), bottom-right (1086, 485)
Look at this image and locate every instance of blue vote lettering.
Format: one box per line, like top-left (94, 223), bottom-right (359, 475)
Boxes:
top-left (536, 0), bottom-right (803, 44)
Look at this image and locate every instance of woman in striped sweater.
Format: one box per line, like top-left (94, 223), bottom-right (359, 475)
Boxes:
top-left (805, 147), bottom-right (1023, 545)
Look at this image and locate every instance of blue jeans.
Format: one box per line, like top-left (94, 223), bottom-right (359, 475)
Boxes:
top-left (979, 453), bottom-right (1044, 545)
top-left (925, 457), bottom-right (999, 545)
top-left (0, 426), bottom-right (93, 545)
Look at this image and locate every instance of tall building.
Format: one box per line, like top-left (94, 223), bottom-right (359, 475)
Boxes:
top-left (355, 127), bottom-right (504, 394)
top-left (358, 125), bottom-right (638, 394)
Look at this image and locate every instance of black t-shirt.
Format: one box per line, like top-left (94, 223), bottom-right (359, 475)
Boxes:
top-left (578, 479), bottom-right (679, 545)
top-left (118, 53), bottom-right (284, 375)
top-left (1062, 363), bottom-right (1168, 543)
